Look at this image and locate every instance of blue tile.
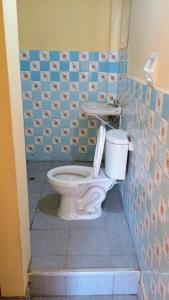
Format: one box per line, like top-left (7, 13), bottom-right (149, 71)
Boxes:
top-left (70, 51), bottom-right (79, 61)
top-left (79, 62), bottom-right (89, 72)
top-left (60, 82), bottom-right (69, 91)
top-left (49, 51), bottom-right (59, 60)
top-left (41, 81), bottom-right (51, 91)
top-left (53, 144), bottom-right (61, 152)
top-left (88, 72), bottom-right (98, 82)
top-left (108, 62), bottom-right (120, 73)
top-left (51, 91), bottom-right (60, 100)
top-left (61, 136), bottom-right (70, 144)
top-left (70, 128), bottom-right (79, 136)
top-left (79, 137), bottom-right (88, 144)
top-left (43, 136), bottom-right (52, 144)
top-left (52, 128), bottom-right (61, 135)
top-left (162, 93), bottom-right (169, 120)
top-left (98, 62), bottom-right (108, 72)
top-left (24, 119), bottom-right (33, 127)
top-left (40, 61), bottom-right (50, 71)
top-left (34, 128), bottom-right (43, 135)
top-left (69, 72), bottom-right (79, 82)
top-left (33, 110), bottom-right (42, 118)
top-left (22, 80), bottom-right (32, 91)
top-left (23, 100), bottom-right (32, 109)
top-left (70, 110), bottom-right (79, 118)
top-left (69, 91), bottom-right (79, 100)
top-left (150, 89), bottom-right (157, 110)
top-left (20, 61), bottom-right (30, 71)
top-left (88, 92), bottom-right (97, 101)
top-left (108, 83), bottom-right (118, 93)
top-left (29, 50), bottom-right (40, 60)
top-left (25, 136), bottom-right (34, 144)
top-left (98, 81), bottom-right (107, 92)
top-left (31, 71), bottom-right (40, 81)
top-left (50, 72), bottom-right (60, 81)
top-left (52, 110), bottom-right (61, 118)
top-left (43, 119), bottom-right (52, 127)
top-left (61, 101), bottom-right (69, 110)
top-left (89, 52), bottom-right (99, 61)
top-left (32, 91), bottom-right (41, 100)
top-left (60, 61), bottom-right (69, 71)
top-left (42, 101), bottom-right (51, 109)
top-left (60, 119), bottom-right (70, 127)
top-left (79, 82), bottom-right (88, 92)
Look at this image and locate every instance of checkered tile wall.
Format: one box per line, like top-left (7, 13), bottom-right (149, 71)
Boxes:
top-left (119, 73), bottom-right (169, 299)
top-left (20, 50), bottom-right (127, 161)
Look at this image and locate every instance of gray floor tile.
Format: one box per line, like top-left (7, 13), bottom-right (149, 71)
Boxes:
top-left (68, 229), bottom-right (111, 255)
top-left (66, 275), bottom-right (113, 295)
top-left (30, 256), bottom-right (67, 271)
top-left (27, 169), bottom-right (47, 181)
top-left (29, 193), bottom-right (41, 209)
top-left (32, 209), bottom-right (70, 229)
top-left (103, 185), bottom-right (124, 214)
top-left (69, 216), bottom-right (105, 229)
top-left (106, 216), bottom-right (136, 256)
top-left (66, 255), bottom-right (112, 269)
top-left (111, 256), bottom-right (139, 269)
top-left (37, 193), bottom-right (60, 211)
top-left (28, 180), bottom-right (44, 194)
top-left (29, 208), bottom-right (36, 227)
top-left (31, 229), bottom-right (68, 256)
top-left (28, 161), bottom-right (51, 170)
top-left (41, 183), bottom-right (55, 196)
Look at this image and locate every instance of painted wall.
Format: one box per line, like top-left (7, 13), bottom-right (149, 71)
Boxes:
top-left (20, 49), bottom-right (127, 161)
top-left (0, 0), bottom-right (30, 296)
top-left (16, 0), bottom-right (112, 51)
top-left (17, 0), bottom-right (130, 52)
top-left (128, 0), bottom-right (169, 90)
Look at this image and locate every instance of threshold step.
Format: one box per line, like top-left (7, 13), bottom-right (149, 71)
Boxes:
top-left (31, 296), bottom-right (138, 299)
top-left (29, 269), bottom-right (140, 297)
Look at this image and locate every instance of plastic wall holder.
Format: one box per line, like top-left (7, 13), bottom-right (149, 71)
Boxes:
top-left (144, 53), bottom-right (158, 87)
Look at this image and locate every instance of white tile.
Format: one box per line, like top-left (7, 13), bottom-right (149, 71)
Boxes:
top-left (66, 275), bottom-right (113, 296)
top-left (113, 272), bottom-right (140, 295)
top-left (30, 276), bottom-right (66, 296)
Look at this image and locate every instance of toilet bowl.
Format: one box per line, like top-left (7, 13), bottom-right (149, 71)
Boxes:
top-left (47, 126), bottom-right (129, 220)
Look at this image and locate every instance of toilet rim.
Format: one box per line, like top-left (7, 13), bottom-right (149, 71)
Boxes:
top-left (47, 165), bottom-right (110, 186)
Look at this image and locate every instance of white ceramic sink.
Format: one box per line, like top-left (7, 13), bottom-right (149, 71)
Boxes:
top-left (82, 102), bottom-right (121, 116)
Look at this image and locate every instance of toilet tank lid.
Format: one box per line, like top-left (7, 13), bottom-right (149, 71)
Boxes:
top-left (106, 129), bottom-right (129, 145)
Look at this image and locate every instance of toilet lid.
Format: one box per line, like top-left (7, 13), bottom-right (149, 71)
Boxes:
top-left (93, 125), bottom-right (106, 178)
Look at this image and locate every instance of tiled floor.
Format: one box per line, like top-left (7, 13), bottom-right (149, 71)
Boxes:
top-left (28, 161), bottom-right (139, 272)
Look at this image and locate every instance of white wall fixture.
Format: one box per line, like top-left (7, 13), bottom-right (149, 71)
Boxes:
top-left (143, 53), bottom-right (158, 87)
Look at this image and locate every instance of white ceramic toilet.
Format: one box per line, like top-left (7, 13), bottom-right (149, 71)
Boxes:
top-left (47, 126), bottom-right (130, 220)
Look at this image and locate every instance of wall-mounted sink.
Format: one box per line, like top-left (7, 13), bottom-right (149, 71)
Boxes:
top-left (82, 102), bottom-right (121, 117)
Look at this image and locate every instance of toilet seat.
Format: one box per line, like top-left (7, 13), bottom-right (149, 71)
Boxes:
top-left (47, 126), bottom-right (107, 186)
top-left (47, 165), bottom-right (110, 188)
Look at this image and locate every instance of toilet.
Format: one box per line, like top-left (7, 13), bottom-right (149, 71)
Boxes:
top-left (47, 126), bottom-right (130, 220)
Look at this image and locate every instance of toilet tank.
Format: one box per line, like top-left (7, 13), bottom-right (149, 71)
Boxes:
top-left (105, 129), bottom-right (129, 180)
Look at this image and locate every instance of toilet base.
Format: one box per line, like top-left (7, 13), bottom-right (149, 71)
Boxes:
top-left (57, 196), bottom-right (103, 220)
